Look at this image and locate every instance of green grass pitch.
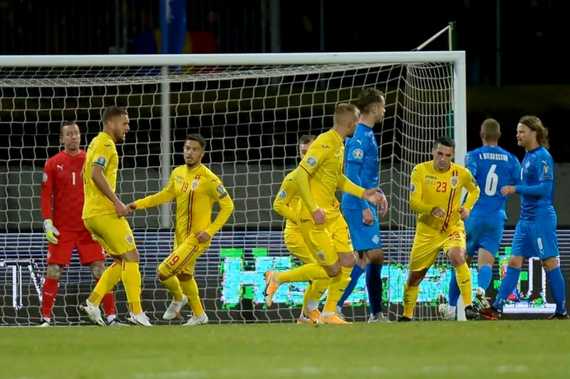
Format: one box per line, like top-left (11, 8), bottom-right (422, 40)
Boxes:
top-left (1, 321), bottom-right (569, 379)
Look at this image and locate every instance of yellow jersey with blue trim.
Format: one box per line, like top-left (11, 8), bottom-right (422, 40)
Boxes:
top-left (82, 131), bottom-right (119, 219)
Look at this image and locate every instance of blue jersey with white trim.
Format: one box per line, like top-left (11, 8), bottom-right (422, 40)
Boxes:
top-left (466, 145), bottom-right (521, 218)
top-left (341, 123), bottom-right (379, 210)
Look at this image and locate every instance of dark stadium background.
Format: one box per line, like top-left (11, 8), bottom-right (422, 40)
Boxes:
top-left (1, 0), bottom-right (569, 161)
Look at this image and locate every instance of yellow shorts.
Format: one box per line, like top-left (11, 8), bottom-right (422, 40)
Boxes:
top-left (284, 225), bottom-right (316, 264)
top-left (300, 214), bottom-right (353, 266)
top-left (83, 214), bottom-right (136, 256)
top-left (409, 225), bottom-right (466, 271)
top-left (159, 235), bottom-right (210, 277)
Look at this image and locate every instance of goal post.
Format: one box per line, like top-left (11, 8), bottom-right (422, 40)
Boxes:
top-left (0, 51), bottom-right (466, 325)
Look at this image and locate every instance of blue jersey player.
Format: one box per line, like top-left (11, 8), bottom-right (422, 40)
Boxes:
top-left (337, 88), bottom-right (388, 322)
top-left (444, 119), bottom-right (521, 319)
top-left (481, 116), bottom-right (567, 320)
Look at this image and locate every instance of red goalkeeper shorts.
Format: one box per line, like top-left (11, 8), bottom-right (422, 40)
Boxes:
top-left (47, 229), bottom-right (105, 266)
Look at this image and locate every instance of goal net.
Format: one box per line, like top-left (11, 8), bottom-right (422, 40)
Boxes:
top-left (0, 52), bottom-right (466, 325)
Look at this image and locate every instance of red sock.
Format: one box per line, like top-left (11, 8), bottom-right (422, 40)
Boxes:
top-left (95, 277), bottom-right (116, 317)
top-left (41, 278), bottom-right (59, 319)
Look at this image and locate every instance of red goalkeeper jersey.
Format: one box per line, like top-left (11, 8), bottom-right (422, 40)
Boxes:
top-left (41, 150), bottom-right (87, 232)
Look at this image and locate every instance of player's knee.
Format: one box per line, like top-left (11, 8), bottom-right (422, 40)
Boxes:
top-left (407, 270), bottom-right (426, 286)
top-left (90, 261), bottom-right (105, 279)
top-left (123, 250), bottom-right (140, 262)
top-left (157, 263), bottom-right (173, 281)
top-left (542, 257), bottom-right (560, 271)
top-left (339, 253), bottom-right (356, 268)
top-left (448, 249), bottom-right (466, 266)
top-left (324, 263), bottom-right (341, 277)
top-left (46, 264), bottom-right (61, 279)
top-left (177, 273), bottom-right (193, 282)
top-left (508, 255), bottom-right (523, 269)
top-left (367, 249), bottom-right (384, 264)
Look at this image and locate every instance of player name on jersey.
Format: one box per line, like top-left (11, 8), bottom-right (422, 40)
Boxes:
top-left (478, 152), bottom-right (509, 161)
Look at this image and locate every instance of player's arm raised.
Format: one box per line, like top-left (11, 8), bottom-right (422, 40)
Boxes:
top-left (129, 172), bottom-right (176, 211)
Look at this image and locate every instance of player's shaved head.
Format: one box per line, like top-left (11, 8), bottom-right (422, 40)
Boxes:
top-left (480, 118), bottom-right (501, 143)
top-left (102, 106), bottom-right (128, 125)
top-left (60, 121), bottom-right (80, 153)
top-left (334, 103), bottom-right (360, 124)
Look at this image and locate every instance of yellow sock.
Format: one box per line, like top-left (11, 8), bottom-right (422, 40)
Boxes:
top-left (277, 263), bottom-right (329, 283)
top-left (403, 284), bottom-right (419, 319)
top-left (455, 262), bottom-right (473, 307)
top-left (303, 279), bottom-right (329, 312)
top-left (88, 262), bottom-right (122, 305)
top-left (180, 278), bottom-right (204, 317)
top-left (121, 261), bottom-right (142, 314)
top-left (160, 276), bottom-right (184, 302)
top-left (323, 267), bottom-right (351, 313)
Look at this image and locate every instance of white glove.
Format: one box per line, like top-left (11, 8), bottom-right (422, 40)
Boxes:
top-left (43, 219), bottom-right (60, 245)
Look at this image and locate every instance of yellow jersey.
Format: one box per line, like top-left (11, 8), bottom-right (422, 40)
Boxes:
top-left (409, 161), bottom-right (480, 232)
top-left (296, 129), bottom-right (364, 219)
top-left (134, 164), bottom-right (234, 247)
top-left (273, 170), bottom-right (301, 231)
top-left (82, 131), bottom-right (119, 219)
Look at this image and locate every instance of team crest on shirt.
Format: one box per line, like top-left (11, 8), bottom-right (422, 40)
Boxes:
top-left (316, 250), bottom-right (326, 261)
top-left (352, 148), bottom-right (364, 160)
top-left (125, 235), bottom-right (134, 244)
top-left (372, 235), bottom-right (380, 244)
top-left (307, 157), bottom-right (317, 167)
top-left (216, 184), bottom-right (228, 198)
top-left (410, 183), bottom-right (416, 193)
top-left (278, 190), bottom-right (287, 199)
top-left (191, 178), bottom-right (200, 190)
top-left (450, 175), bottom-right (459, 188)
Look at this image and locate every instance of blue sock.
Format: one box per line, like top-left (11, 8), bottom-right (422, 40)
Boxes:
top-left (477, 264), bottom-right (493, 291)
top-left (546, 266), bottom-right (567, 315)
top-left (337, 264), bottom-right (365, 307)
top-left (366, 263), bottom-right (382, 315)
top-left (493, 266), bottom-right (520, 311)
top-left (448, 269), bottom-right (460, 307)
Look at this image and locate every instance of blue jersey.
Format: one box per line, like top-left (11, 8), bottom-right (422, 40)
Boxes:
top-left (466, 145), bottom-right (521, 219)
top-left (516, 146), bottom-right (556, 220)
top-left (341, 123), bottom-right (379, 210)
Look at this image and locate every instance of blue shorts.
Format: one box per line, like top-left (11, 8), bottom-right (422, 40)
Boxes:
top-left (465, 215), bottom-right (504, 257)
top-left (341, 207), bottom-right (382, 252)
top-left (511, 215), bottom-right (559, 260)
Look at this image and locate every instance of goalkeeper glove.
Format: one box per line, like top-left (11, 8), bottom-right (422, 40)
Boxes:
top-left (43, 219), bottom-right (60, 244)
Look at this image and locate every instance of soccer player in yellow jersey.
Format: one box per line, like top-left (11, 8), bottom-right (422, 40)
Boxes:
top-left (273, 134), bottom-right (330, 324)
top-left (128, 134), bottom-right (234, 326)
top-left (266, 103), bottom-right (388, 324)
top-left (400, 136), bottom-right (481, 321)
top-left (80, 106), bottom-right (151, 326)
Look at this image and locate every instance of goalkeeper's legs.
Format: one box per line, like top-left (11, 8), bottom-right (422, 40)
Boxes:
top-left (40, 264), bottom-right (61, 323)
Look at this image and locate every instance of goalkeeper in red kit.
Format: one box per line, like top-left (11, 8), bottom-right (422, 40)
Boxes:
top-left (39, 121), bottom-right (120, 326)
